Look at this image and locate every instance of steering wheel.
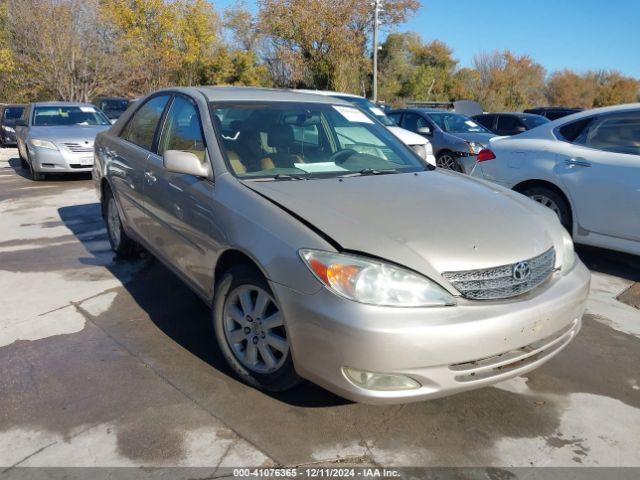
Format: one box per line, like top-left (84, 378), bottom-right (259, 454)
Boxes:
top-left (329, 149), bottom-right (359, 164)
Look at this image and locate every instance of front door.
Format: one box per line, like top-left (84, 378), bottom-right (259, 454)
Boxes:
top-left (144, 95), bottom-right (218, 295)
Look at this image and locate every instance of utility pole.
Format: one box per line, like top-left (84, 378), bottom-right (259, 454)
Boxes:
top-left (372, 0), bottom-right (382, 103)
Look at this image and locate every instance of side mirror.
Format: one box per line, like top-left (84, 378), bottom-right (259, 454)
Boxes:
top-left (417, 126), bottom-right (432, 136)
top-left (163, 150), bottom-right (211, 178)
top-left (15, 119), bottom-right (27, 127)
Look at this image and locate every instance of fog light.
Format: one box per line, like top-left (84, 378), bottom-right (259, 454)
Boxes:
top-left (342, 367), bottom-right (420, 391)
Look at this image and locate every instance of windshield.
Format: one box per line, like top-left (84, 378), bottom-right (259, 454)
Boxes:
top-left (4, 107), bottom-right (24, 121)
top-left (520, 115), bottom-right (550, 129)
top-left (334, 95), bottom-right (395, 126)
top-left (211, 102), bottom-right (428, 179)
top-left (33, 106), bottom-right (111, 126)
top-left (427, 112), bottom-right (491, 134)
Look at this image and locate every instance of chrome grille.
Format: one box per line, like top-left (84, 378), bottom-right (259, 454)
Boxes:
top-left (63, 142), bottom-right (93, 153)
top-left (442, 248), bottom-right (556, 300)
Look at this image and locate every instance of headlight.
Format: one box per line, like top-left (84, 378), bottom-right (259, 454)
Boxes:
top-left (2, 126), bottom-right (15, 133)
top-left (299, 249), bottom-right (456, 307)
top-left (561, 228), bottom-right (575, 273)
top-left (30, 139), bottom-right (58, 150)
top-left (466, 142), bottom-right (484, 154)
top-left (410, 143), bottom-right (427, 160)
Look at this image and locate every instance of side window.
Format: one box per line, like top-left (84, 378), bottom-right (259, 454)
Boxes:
top-left (583, 112), bottom-right (640, 156)
top-left (497, 115), bottom-right (519, 131)
top-left (401, 113), bottom-right (428, 132)
top-left (291, 124), bottom-right (320, 146)
top-left (158, 96), bottom-right (206, 160)
top-left (121, 95), bottom-right (170, 150)
top-left (557, 117), bottom-right (593, 143)
top-left (475, 115), bottom-right (495, 129)
top-left (387, 113), bottom-right (402, 125)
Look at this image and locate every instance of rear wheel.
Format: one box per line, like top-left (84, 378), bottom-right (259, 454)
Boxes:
top-left (436, 151), bottom-right (463, 172)
top-left (213, 264), bottom-right (301, 392)
top-left (104, 188), bottom-right (138, 257)
top-left (521, 185), bottom-right (572, 231)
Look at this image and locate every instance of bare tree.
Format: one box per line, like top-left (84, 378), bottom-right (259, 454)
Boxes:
top-left (7, 0), bottom-right (124, 102)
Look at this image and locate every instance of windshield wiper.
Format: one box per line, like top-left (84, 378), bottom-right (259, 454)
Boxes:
top-left (272, 173), bottom-right (308, 181)
top-left (338, 168), bottom-right (398, 178)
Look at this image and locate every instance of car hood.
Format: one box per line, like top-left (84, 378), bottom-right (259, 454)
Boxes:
top-left (387, 126), bottom-right (428, 146)
top-left (450, 132), bottom-right (496, 145)
top-left (244, 171), bottom-right (564, 286)
top-left (28, 125), bottom-right (110, 143)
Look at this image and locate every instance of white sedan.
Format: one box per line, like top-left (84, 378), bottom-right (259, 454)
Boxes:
top-left (470, 103), bottom-right (640, 256)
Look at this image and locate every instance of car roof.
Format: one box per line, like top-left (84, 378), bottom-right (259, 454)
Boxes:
top-left (549, 103), bottom-right (640, 123)
top-left (292, 89), bottom-right (364, 100)
top-left (1, 104), bottom-right (25, 109)
top-left (475, 112), bottom-right (545, 117)
top-left (388, 108), bottom-right (450, 114)
top-left (31, 101), bottom-right (95, 108)
top-left (155, 86), bottom-right (353, 105)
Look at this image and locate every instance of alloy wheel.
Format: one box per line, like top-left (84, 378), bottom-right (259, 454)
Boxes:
top-left (437, 153), bottom-right (462, 172)
top-left (529, 194), bottom-right (562, 220)
top-left (223, 285), bottom-right (289, 374)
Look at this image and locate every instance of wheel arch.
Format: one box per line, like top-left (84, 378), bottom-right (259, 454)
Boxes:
top-left (512, 179), bottom-right (574, 231)
top-left (213, 248), bottom-right (269, 289)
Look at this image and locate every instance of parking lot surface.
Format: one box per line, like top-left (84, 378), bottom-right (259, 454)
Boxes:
top-left (1, 147), bottom-right (639, 468)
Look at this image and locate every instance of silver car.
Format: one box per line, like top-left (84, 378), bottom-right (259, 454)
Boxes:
top-left (94, 87), bottom-right (590, 404)
top-left (15, 102), bottom-right (111, 180)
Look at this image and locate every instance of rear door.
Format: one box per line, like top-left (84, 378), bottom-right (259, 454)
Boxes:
top-left (111, 94), bottom-right (171, 238)
top-left (555, 110), bottom-right (640, 241)
top-left (145, 94), bottom-right (218, 295)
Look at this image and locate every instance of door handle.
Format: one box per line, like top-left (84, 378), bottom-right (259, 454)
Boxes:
top-left (565, 158), bottom-right (591, 168)
top-left (144, 171), bottom-right (157, 184)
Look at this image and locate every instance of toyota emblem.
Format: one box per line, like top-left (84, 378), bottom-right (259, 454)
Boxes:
top-left (513, 261), bottom-right (531, 281)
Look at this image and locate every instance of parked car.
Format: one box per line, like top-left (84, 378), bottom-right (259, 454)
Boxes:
top-left (0, 104), bottom-right (25, 147)
top-left (471, 104), bottom-right (640, 256)
top-left (524, 107), bottom-right (583, 121)
top-left (296, 90), bottom-right (436, 166)
top-left (388, 108), bottom-right (496, 173)
top-left (93, 97), bottom-right (131, 123)
top-left (472, 112), bottom-right (550, 136)
top-left (94, 86), bottom-right (589, 404)
top-left (15, 102), bottom-right (112, 180)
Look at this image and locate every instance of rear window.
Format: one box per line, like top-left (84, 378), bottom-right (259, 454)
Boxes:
top-left (557, 118), bottom-right (593, 142)
top-left (3, 107), bottom-right (24, 120)
top-left (520, 115), bottom-right (549, 129)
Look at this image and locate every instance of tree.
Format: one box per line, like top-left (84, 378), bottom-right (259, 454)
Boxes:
top-left (7, 0), bottom-right (122, 102)
top-left (590, 70), bottom-right (639, 107)
top-left (471, 50), bottom-right (546, 111)
top-left (377, 33), bottom-right (458, 103)
top-left (258, 0), bottom-right (419, 92)
top-left (546, 69), bottom-right (596, 108)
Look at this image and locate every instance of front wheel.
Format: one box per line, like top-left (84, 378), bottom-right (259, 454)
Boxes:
top-left (436, 151), bottom-right (463, 172)
top-left (213, 265), bottom-right (301, 392)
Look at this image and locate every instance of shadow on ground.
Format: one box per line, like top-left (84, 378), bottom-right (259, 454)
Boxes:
top-left (57, 202), bottom-right (348, 409)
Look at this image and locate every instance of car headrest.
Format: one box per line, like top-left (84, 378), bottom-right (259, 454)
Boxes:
top-left (267, 125), bottom-right (295, 149)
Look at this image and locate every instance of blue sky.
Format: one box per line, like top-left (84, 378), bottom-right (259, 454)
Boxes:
top-left (214, 0), bottom-right (640, 78)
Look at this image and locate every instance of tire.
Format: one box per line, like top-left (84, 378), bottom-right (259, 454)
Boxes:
top-left (521, 185), bottom-right (572, 231)
top-left (436, 151), bottom-right (463, 172)
top-left (104, 188), bottom-right (138, 257)
top-left (26, 153), bottom-right (44, 181)
top-left (213, 264), bottom-right (301, 392)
